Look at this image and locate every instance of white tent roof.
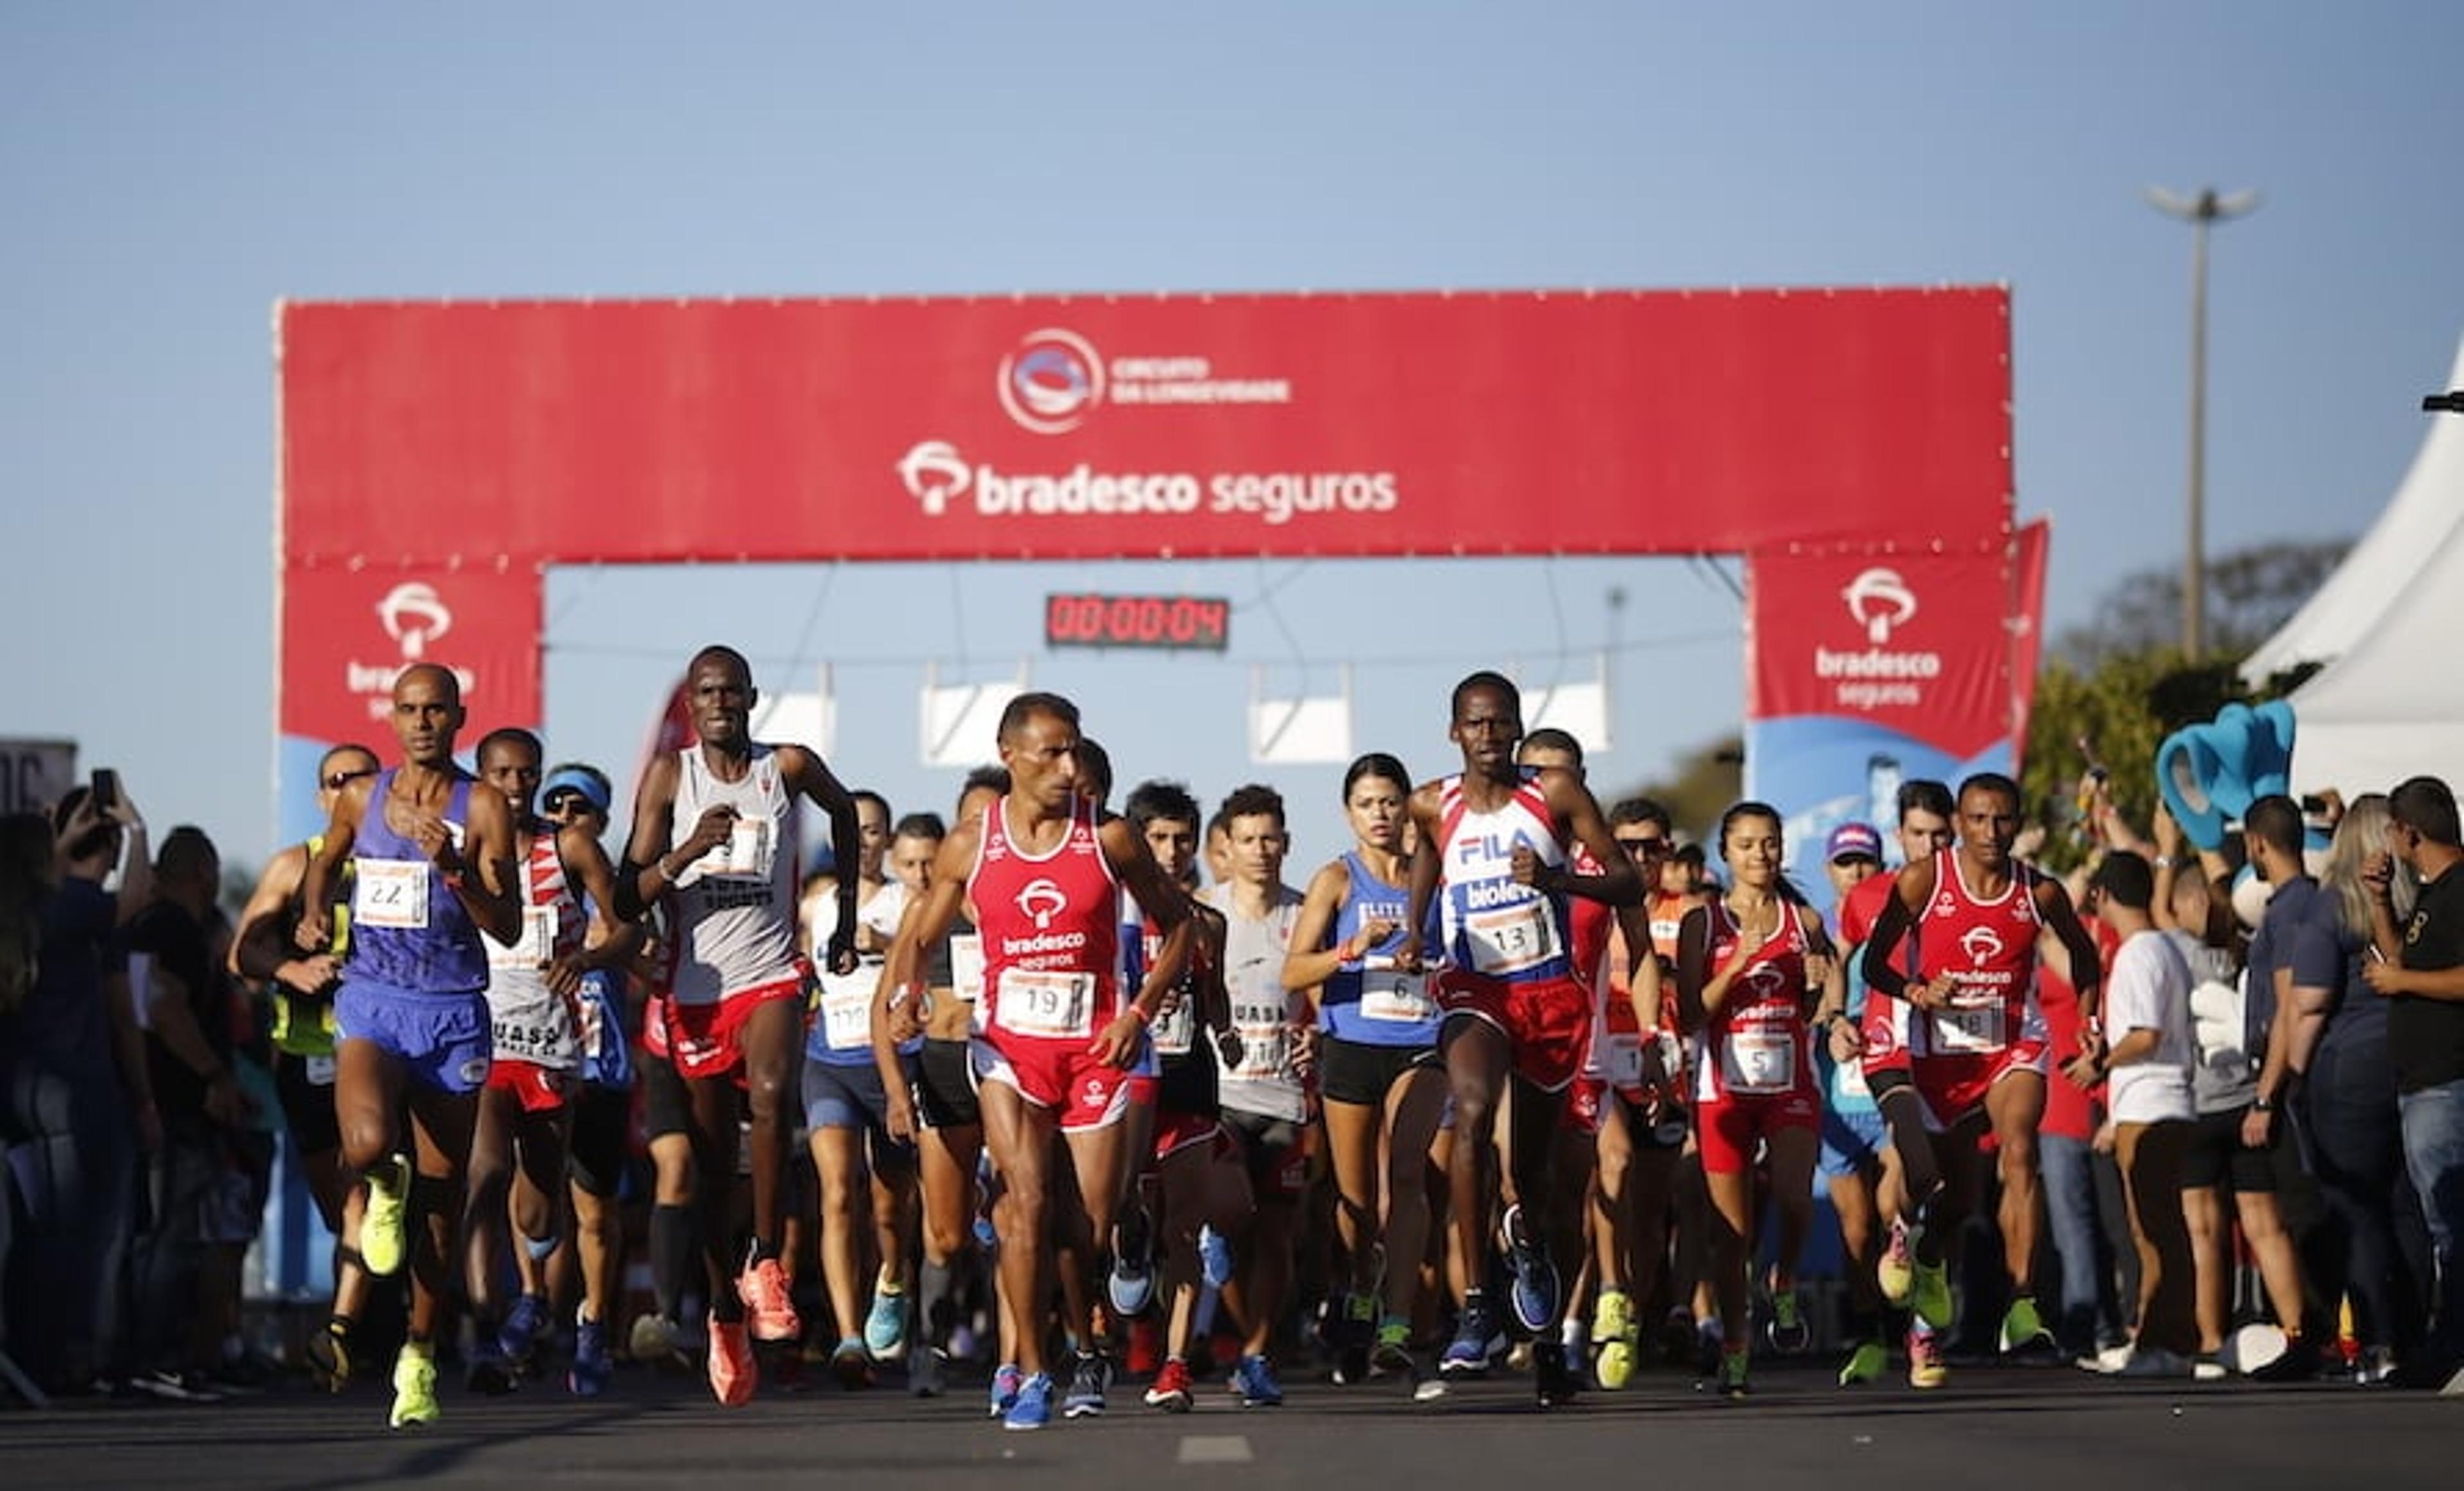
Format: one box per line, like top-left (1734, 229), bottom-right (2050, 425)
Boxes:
top-left (2243, 335), bottom-right (2464, 683)
top-left (2279, 335), bottom-right (2464, 796)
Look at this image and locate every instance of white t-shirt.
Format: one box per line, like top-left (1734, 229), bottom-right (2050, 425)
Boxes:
top-left (2106, 927), bottom-right (2196, 1125)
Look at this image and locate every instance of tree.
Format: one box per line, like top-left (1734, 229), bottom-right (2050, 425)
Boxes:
top-left (1620, 733), bottom-right (1742, 844)
top-left (2052, 538), bottom-right (2349, 669)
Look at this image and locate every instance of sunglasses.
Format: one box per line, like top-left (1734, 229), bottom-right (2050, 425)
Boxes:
top-left (1614, 835), bottom-right (1670, 856)
top-left (323, 767), bottom-right (377, 790)
top-left (542, 790), bottom-right (601, 817)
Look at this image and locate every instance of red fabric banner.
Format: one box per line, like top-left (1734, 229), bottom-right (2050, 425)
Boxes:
top-left (278, 562), bottom-right (542, 744)
top-left (277, 289), bottom-right (2011, 568)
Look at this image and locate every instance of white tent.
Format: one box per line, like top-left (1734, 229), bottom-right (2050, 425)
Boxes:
top-left (2244, 336), bottom-right (2464, 684)
top-left (2251, 335), bottom-right (2464, 796)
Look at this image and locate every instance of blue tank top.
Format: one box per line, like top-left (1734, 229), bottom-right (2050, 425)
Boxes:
top-left (574, 885), bottom-right (633, 1089)
top-left (345, 769), bottom-right (489, 995)
top-left (1318, 853), bottom-right (1441, 1048)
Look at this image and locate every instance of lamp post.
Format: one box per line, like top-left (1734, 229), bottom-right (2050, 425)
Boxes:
top-left (2146, 185), bottom-right (2259, 660)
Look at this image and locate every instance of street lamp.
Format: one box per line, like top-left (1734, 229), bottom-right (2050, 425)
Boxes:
top-left (2146, 185), bottom-right (2260, 660)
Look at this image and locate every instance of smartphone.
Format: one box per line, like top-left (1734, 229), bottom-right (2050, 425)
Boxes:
top-left (90, 768), bottom-right (121, 815)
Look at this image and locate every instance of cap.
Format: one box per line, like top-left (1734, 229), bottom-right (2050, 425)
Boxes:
top-left (539, 766), bottom-right (612, 815)
top-left (1826, 822), bottom-right (1883, 863)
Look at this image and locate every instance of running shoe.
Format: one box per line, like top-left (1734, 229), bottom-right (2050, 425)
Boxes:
top-left (831, 1336), bottom-right (874, 1390)
top-left (130, 1368), bottom-right (224, 1403)
top-left (1876, 1216), bottom-right (1915, 1308)
top-left (1063, 1350), bottom-right (1110, 1418)
top-left (1145, 1356), bottom-right (1194, 1412)
top-left (569, 1317), bottom-right (612, 1399)
top-left (1906, 1322), bottom-right (1947, 1390)
top-left (1231, 1352), bottom-right (1283, 1408)
top-left (1500, 1203), bottom-right (1561, 1335)
top-left (2194, 1354), bottom-right (2230, 1383)
top-left (1714, 1347), bottom-right (1750, 1400)
top-left (305, 1316), bottom-right (355, 1393)
top-left (1909, 1259), bottom-right (1954, 1333)
top-left (389, 1346), bottom-right (440, 1429)
top-left (1535, 1340), bottom-right (1580, 1408)
top-left (1372, 1317), bottom-right (1416, 1379)
top-left (1002, 1371), bottom-right (1053, 1431)
top-left (737, 1254), bottom-right (801, 1345)
top-left (2353, 1346), bottom-right (2397, 1386)
top-left (628, 1312), bottom-right (676, 1365)
top-left (908, 1341), bottom-right (945, 1399)
top-left (988, 1361), bottom-right (1023, 1419)
top-left (1198, 1223), bottom-right (1235, 1288)
top-left (1591, 1290), bottom-right (1636, 1390)
top-left (2118, 1345), bottom-right (2194, 1379)
top-left (1766, 1289), bottom-right (1811, 1355)
top-left (1838, 1339), bottom-right (1888, 1386)
top-left (465, 1339), bottom-right (517, 1397)
top-left (707, 1319), bottom-right (757, 1408)
top-left (1440, 1293), bottom-right (1505, 1377)
top-left (361, 1156), bottom-right (408, 1278)
top-left (1333, 1291), bottom-right (1378, 1385)
top-left (864, 1286), bottom-right (907, 1361)
top-left (2078, 1342), bottom-right (2134, 1375)
top-left (499, 1291), bottom-right (550, 1369)
top-left (1696, 1317), bottom-right (1725, 1377)
top-left (1999, 1295), bottom-right (2054, 1354)
top-left (1108, 1206), bottom-right (1157, 1318)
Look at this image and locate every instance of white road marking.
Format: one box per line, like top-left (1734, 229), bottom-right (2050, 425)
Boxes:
top-left (1178, 1435), bottom-right (1255, 1465)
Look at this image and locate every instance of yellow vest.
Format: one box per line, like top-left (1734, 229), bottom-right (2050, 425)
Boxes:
top-left (268, 839), bottom-right (351, 1058)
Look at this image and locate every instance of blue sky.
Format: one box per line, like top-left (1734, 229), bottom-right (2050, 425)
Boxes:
top-left (3, 2), bottom-right (2456, 867)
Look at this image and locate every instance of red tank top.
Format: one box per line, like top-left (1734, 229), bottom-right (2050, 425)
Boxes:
top-left (1692, 897), bottom-right (1816, 1103)
top-left (1911, 848), bottom-right (2042, 1057)
top-left (972, 794), bottom-right (1122, 1043)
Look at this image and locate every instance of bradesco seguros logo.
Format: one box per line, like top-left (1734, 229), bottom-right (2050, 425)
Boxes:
top-left (1815, 567), bottom-right (1942, 710)
top-left (343, 581), bottom-right (477, 719)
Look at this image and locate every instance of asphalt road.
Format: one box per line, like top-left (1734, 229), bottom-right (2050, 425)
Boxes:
top-left (3, 1357), bottom-right (2456, 1490)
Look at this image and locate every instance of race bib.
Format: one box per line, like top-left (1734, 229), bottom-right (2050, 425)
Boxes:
top-left (1835, 1055), bottom-right (1871, 1099)
top-left (1933, 998), bottom-right (2008, 1055)
top-left (488, 906), bottom-right (558, 970)
top-left (994, 968), bottom-right (1095, 1039)
top-left (1464, 896), bottom-right (1561, 976)
top-left (1358, 966), bottom-right (1434, 1024)
top-left (1150, 993), bottom-right (1197, 1057)
top-left (695, 815), bottom-right (776, 880)
top-left (817, 966), bottom-right (877, 1051)
top-left (1721, 1028), bottom-right (1796, 1096)
top-left (1233, 1019), bottom-right (1290, 1082)
top-left (578, 994), bottom-right (606, 1059)
top-left (949, 933), bottom-right (985, 1003)
top-left (304, 1053), bottom-right (338, 1087)
top-left (1603, 1031), bottom-right (1645, 1087)
top-left (355, 859), bottom-right (430, 930)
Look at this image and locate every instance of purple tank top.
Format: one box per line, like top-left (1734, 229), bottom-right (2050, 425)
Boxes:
top-left (345, 768), bottom-right (489, 994)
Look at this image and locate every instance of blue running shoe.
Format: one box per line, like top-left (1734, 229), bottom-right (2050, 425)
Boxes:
top-left (498, 1292), bottom-right (549, 1370)
top-left (1501, 1204), bottom-right (1559, 1336)
top-left (864, 1287), bottom-right (907, 1361)
top-left (568, 1317), bottom-right (612, 1399)
top-left (988, 1361), bottom-right (1023, 1420)
top-left (1440, 1293), bottom-right (1505, 1378)
top-left (1063, 1350), bottom-right (1109, 1418)
top-left (1108, 1207), bottom-right (1156, 1318)
top-left (1003, 1371), bottom-right (1054, 1431)
top-left (1231, 1353), bottom-right (1283, 1408)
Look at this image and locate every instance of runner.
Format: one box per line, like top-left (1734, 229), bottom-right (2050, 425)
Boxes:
top-left (1207, 784), bottom-right (1314, 1409)
top-left (1397, 672), bottom-right (1641, 1408)
top-left (1285, 753), bottom-right (1446, 1390)
top-left (613, 645), bottom-right (866, 1408)
top-left (1813, 821), bottom-right (1896, 1386)
top-left (1858, 772), bottom-right (2104, 1390)
top-left (1676, 801), bottom-right (1840, 1398)
top-left (296, 664), bottom-right (524, 1429)
top-left (1586, 797), bottom-right (1680, 1390)
top-left (228, 742), bottom-right (381, 1391)
top-left (882, 693), bottom-right (1194, 1431)
top-left (803, 793), bottom-right (920, 1388)
top-left (524, 762), bottom-right (637, 1397)
top-left (1117, 780), bottom-right (1245, 1414)
top-left (459, 730), bottom-right (629, 1392)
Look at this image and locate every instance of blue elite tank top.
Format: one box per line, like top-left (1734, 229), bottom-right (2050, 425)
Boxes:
top-left (346, 768), bottom-right (490, 994)
top-left (1317, 852), bottom-right (1440, 1048)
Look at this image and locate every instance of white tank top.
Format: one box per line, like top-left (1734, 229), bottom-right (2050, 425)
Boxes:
top-left (1206, 883), bottom-right (1310, 1123)
top-left (667, 744), bottom-right (801, 1006)
top-left (482, 827), bottom-right (586, 1069)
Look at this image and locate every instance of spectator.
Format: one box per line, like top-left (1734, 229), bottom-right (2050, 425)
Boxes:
top-left (2, 788), bottom-right (153, 1396)
top-left (2078, 851), bottom-right (2198, 1377)
top-left (2289, 794), bottom-right (2433, 1383)
top-left (2364, 775), bottom-right (2464, 1393)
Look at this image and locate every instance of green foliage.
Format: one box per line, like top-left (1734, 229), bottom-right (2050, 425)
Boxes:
top-left (1621, 733), bottom-right (1743, 845)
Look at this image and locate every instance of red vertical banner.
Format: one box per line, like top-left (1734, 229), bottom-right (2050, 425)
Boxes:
top-left (278, 561), bottom-right (544, 753)
top-left (2009, 519), bottom-right (2051, 772)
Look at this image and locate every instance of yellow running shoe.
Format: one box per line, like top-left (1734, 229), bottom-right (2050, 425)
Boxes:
top-left (1592, 1290), bottom-right (1636, 1390)
top-left (1838, 1339), bottom-right (1888, 1386)
top-left (1999, 1296), bottom-right (2053, 1353)
top-left (1910, 1259), bottom-right (1954, 1333)
top-left (389, 1343), bottom-right (440, 1429)
top-left (1906, 1324), bottom-right (1948, 1390)
top-left (1876, 1218), bottom-right (1915, 1308)
top-left (361, 1156), bottom-right (409, 1278)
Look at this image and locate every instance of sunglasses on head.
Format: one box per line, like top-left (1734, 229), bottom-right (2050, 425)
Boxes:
top-left (323, 767), bottom-right (377, 790)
